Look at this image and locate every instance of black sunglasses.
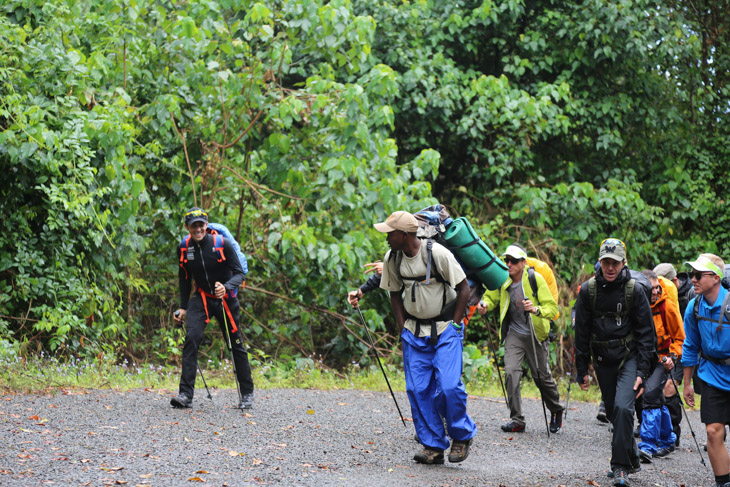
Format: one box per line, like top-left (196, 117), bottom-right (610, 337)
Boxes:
top-left (691, 271), bottom-right (715, 280)
top-left (504, 256), bottom-right (523, 265)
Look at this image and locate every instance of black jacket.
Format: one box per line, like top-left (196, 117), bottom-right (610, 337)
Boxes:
top-left (179, 233), bottom-right (245, 309)
top-left (574, 266), bottom-right (656, 380)
top-left (359, 273), bottom-right (382, 295)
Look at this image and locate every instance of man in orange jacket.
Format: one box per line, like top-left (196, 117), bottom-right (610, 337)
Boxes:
top-left (637, 270), bottom-right (685, 462)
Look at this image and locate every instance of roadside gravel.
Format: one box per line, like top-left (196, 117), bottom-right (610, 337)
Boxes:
top-left (0, 387), bottom-right (713, 486)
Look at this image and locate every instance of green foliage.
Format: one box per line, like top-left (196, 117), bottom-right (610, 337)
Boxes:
top-left (1, 0), bottom-right (729, 379)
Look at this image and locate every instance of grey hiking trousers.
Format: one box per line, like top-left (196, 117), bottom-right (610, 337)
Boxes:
top-left (503, 329), bottom-right (563, 427)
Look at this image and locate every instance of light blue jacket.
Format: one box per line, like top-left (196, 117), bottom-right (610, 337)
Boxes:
top-left (682, 286), bottom-right (730, 391)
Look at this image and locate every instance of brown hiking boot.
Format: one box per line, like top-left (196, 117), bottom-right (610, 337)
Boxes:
top-left (448, 438), bottom-right (473, 463)
top-left (413, 447), bottom-right (444, 465)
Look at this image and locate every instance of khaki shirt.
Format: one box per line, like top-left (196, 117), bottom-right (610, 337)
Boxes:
top-left (381, 241), bottom-right (466, 337)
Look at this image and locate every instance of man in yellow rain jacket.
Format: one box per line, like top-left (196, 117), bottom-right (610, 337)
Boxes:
top-left (478, 244), bottom-right (563, 433)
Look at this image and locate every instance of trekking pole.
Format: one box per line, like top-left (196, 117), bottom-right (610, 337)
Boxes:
top-left (564, 347), bottom-right (575, 420)
top-left (221, 302), bottom-right (244, 408)
top-left (355, 306), bottom-right (407, 428)
top-left (527, 310), bottom-right (550, 438)
top-left (663, 358), bottom-right (707, 467)
top-left (175, 310), bottom-right (213, 405)
top-left (483, 303), bottom-right (508, 408)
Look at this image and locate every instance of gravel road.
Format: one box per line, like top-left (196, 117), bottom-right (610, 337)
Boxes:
top-left (0, 387), bottom-right (715, 486)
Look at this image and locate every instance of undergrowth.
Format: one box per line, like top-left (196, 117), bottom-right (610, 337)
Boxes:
top-left (0, 350), bottom-right (602, 406)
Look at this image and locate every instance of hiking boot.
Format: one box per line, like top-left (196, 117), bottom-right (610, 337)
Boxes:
top-left (237, 392), bottom-right (254, 409)
top-left (639, 449), bottom-right (652, 463)
top-left (654, 447), bottom-right (671, 458)
top-left (596, 401), bottom-right (609, 423)
top-left (549, 410), bottom-right (563, 433)
top-left (170, 393), bottom-right (193, 409)
top-left (501, 421), bottom-right (525, 433)
top-left (448, 438), bottom-right (472, 463)
top-left (611, 467), bottom-right (630, 486)
top-left (608, 466), bottom-right (640, 477)
top-left (413, 447), bottom-right (444, 465)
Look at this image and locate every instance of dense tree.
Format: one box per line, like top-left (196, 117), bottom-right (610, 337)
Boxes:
top-left (1, 0), bottom-right (728, 370)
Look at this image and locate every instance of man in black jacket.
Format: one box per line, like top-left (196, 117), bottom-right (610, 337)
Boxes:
top-left (172, 207), bottom-right (254, 409)
top-left (575, 238), bottom-right (656, 486)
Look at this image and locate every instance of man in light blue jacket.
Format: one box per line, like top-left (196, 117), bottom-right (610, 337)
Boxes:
top-left (682, 253), bottom-right (730, 487)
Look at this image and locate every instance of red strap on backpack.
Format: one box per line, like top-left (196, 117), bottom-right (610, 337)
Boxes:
top-left (198, 288), bottom-right (238, 333)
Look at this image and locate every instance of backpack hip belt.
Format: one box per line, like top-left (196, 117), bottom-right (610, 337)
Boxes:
top-left (198, 287), bottom-right (238, 333)
top-left (406, 299), bottom-right (455, 345)
top-left (700, 350), bottom-right (730, 366)
top-left (590, 332), bottom-right (634, 369)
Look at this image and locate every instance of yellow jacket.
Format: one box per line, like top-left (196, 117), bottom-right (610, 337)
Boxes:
top-left (483, 267), bottom-right (558, 342)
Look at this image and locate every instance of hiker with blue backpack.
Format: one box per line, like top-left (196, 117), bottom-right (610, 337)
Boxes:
top-left (477, 244), bottom-right (564, 435)
top-left (574, 238), bottom-right (656, 486)
top-left (171, 207), bottom-right (254, 410)
top-left (636, 269), bottom-right (684, 464)
top-left (681, 253), bottom-right (730, 487)
top-left (375, 210), bottom-right (477, 465)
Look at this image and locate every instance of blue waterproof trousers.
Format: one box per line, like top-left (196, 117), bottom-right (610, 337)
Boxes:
top-left (639, 366), bottom-right (676, 453)
top-left (402, 324), bottom-right (477, 451)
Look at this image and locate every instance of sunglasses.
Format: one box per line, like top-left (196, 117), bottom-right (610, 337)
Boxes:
top-left (600, 238), bottom-right (626, 251)
top-left (185, 209), bottom-right (208, 218)
top-left (504, 256), bottom-right (523, 265)
top-left (691, 271), bottom-right (716, 280)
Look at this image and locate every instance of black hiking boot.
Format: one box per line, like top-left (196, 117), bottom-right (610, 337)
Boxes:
top-left (549, 410), bottom-right (563, 433)
top-left (639, 449), bottom-right (652, 463)
top-left (608, 466), bottom-right (640, 477)
top-left (237, 392), bottom-right (254, 409)
top-left (500, 421), bottom-right (525, 433)
top-left (596, 401), bottom-right (609, 423)
top-left (413, 447), bottom-right (444, 465)
top-left (654, 447), bottom-right (672, 458)
top-left (611, 467), bottom-right (630, 486)
top-left (170, 393), bottom-right (193, 409)
top-left (448, 438), bottom-right (472, 463)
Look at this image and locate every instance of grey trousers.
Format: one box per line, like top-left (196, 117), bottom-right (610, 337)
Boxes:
top-left (503, 329), bottom-right (563, 426)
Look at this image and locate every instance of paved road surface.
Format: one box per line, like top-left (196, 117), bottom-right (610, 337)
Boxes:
top-left (0, 388), bottom-right (715, 486)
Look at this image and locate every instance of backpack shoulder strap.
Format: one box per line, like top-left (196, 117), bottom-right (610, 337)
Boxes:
top-left (693, 296), bottom-right (701, 323)
top-left (588, 277), bottom-right (597, 313)
top-left (213, 234), bottom-right (225, 262)
top-left (528, 266), bottom-right (539, 305)
top-left (625, 278), bottom-right (635, 315)
top-left (424, 238), bottom-right (433, 285)
top-left (723, 292), bottom-right (730, 325)
top-left (179, 235), bottom-right (192, 267)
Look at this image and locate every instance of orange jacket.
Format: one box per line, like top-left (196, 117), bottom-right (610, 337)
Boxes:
top-left (651, 277), bottom-right (685, 359)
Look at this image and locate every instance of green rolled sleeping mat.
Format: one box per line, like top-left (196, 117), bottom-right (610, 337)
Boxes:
top-left (443, 217), bottom-right (509, 291)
